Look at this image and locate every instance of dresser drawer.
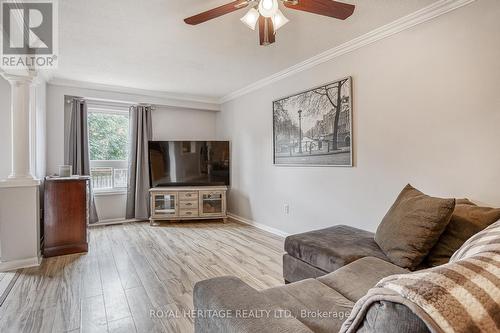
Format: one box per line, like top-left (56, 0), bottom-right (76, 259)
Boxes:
top-left (179, 209), bottom-right (199, 217)
top-left (179, 192), bottom-right (198, 201)
top-left (179, 200), bottom-right (198, 209)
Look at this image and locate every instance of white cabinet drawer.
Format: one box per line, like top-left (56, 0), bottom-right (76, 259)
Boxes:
top-left (179, 200), bottom-right (198, 209)
top-left (179, 209), bottom-right (199, 217)
top-left (179, 192), bottom-right (198, 201)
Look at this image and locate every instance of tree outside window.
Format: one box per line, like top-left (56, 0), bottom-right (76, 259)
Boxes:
top-left (88, 111), bottom-right (129, 191)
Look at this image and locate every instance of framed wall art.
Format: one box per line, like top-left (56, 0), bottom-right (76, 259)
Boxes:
top-left (273, 76), bottom-right (353, 166)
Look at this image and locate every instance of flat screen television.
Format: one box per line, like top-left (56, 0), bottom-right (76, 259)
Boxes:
top-left (148, 141), bottom-right (230, 187)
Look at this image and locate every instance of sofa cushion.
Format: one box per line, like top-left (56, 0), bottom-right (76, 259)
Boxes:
top-left (424, 199), bottom-right (500, 267)
top-left (285, 225), bottom-right (388, 273)
top-left (194, 276), bottom-right (314, 333)
top-left (262, 279), bottom-right (354, 333)
top-left (375, 184), bottom-right (455, 270)
top-left (355, 301), bottom-right (430, 333)
top-left (318, 257), bottom-right (409, 302)
top-left (283, 253), bottom-right (328, 283)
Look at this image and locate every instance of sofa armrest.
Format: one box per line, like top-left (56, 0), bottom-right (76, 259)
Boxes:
top-left (193, 276), bottom-right (313, 333)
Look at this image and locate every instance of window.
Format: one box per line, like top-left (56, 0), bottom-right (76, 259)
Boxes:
top-left (88, 109), bottom-right (129, 192)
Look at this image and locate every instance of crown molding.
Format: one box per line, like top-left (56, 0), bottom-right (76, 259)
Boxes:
top-left (40, 0), bottom-right (475, 107)
top-left (36, 70), bottom-right (54, 84)
top-left (220, 0), bottom-right (476, 103)
top-left (48, 77), bottom-right (221, 110)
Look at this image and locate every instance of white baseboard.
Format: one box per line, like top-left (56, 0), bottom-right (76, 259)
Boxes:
top-left (228, 213), bottom-right (289, 238)
top-left (0, 256), bottom-right (40, 272)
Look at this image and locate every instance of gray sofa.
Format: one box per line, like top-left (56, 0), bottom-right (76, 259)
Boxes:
top-left (193, 185), bottom-right (500, 332)
top-left (283, 225), bottom-right (390, 283)
top-left (193, 225), bottom-right (430, 333)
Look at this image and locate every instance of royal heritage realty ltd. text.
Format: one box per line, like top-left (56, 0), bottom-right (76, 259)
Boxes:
top-left (150, 309), bottom-right (351, 320)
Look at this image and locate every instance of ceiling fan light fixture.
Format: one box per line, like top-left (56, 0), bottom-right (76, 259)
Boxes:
top-left (240, 8), bottom-right (260, 30)
top-left (183, 0), bottom-right (355, 46)
top-left (258, 0), bottom-right (279, 18)
top-left (272, 9), bottom-right (289, 31)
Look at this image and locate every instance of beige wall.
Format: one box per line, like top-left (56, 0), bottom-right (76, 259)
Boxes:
top-left (217, 0), bottom-right (500, 235)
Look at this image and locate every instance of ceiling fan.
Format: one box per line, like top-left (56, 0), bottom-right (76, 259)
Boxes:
top-left (184, 0), bottom-right (355, 46)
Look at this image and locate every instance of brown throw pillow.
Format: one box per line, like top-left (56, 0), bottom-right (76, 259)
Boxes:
top-left (375, 184), bottom-right (455, 270)
top-left (424, 199), bottom-right (500, 267)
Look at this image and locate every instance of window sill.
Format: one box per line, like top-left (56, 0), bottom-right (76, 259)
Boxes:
top-left (94, 190), bottom-right (127, 196)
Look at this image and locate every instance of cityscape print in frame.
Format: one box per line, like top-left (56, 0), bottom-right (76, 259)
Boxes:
top-left (273, 76), bottom-right (353, 166)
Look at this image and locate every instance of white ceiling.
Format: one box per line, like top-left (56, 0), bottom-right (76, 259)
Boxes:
top-left (54, 0), bottom-right (438, 99)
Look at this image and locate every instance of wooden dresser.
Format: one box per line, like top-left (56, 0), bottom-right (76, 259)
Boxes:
top-left (43, 176), bottom-right (89, 257)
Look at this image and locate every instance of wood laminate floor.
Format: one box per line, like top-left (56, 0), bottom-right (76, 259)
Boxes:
top-left (0, 220), bottom-right (285, 333)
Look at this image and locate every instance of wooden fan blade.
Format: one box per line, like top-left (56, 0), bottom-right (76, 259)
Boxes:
top-left (259, 16), bottom-right (275, 46)
top-left (267, 18), bottom-right (275, 45)
top-left (259, 16), bottom-right (265, 45)
top-left (184, 0), bottom-right (249, 25)
top-left (284, 0), bottom-right (355, 20)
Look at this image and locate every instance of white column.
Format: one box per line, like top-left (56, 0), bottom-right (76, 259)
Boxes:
top-left (2, 73), bottom-right (36, 180)
top-left (0, 72), bottom-right (41, 271)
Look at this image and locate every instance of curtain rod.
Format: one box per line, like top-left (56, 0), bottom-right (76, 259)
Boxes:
top-left (65, 97), bottom-right (157, 110)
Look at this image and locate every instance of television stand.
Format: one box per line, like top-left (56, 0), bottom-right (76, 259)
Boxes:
top-left (149, 186), bottom-right (228, 226)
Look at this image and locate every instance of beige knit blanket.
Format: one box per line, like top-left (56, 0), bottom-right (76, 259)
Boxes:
top-left (341, 221), bottom-right (500, 333)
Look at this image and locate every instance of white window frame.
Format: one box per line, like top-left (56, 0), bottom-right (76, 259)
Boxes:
top-left (88, 106), bottom-right (130, 195)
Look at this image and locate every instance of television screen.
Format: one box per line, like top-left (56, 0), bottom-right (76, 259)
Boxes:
top-left (148, 141), bottom-right (230, 187)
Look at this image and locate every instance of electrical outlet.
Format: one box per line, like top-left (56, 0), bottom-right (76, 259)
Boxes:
top-left (283, 203), bottom-right (290, 215)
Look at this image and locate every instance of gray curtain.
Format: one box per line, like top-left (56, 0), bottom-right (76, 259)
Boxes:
top-left (126, 105), bottom-right (152, 220)
top-left (67, 98), bottom-right (99, 224)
